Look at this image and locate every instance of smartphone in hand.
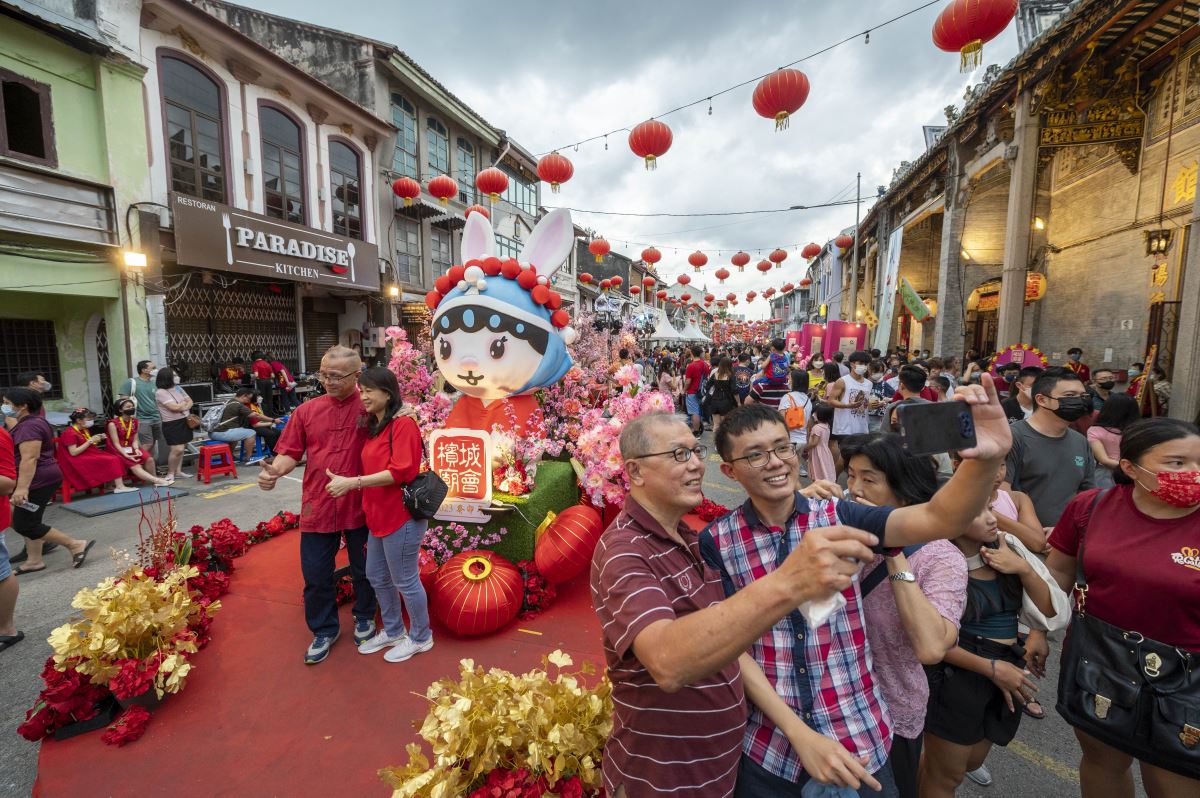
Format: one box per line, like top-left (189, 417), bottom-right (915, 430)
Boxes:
top-left (896, 401), bottom-right (977, 455)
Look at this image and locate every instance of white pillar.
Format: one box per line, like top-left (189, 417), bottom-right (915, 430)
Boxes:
top-left (1169, 189), bottom-right (1200, 422)
top-left (997, 89), bottom-right (1039, 347)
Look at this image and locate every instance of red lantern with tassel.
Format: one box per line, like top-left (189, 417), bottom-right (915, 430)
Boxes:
top-left (430, 550), bottom-right (523, 636)
top-left (629, 285), bottom-right (641, 295)
top-left (656, 289), bottom-right (668, 300)
top-left (680, 292), bottom-right (692, 302)
top-left (641, 246), bottom-right (662, 267)
top-left (715, 268), bottom-right (730, 284)
top-left (770, 248), bottom-right (788, 268)
top-left (783, 282), bottom-right (796, 293)
top-left (802, 242), bottom-right (821, 260)
top-left (579, 272), bottom-right (593, 284)
top-left (704, 293), bottom-right (715, 303)
top-left (688, 251), bottom-right (708, 271)
top-left (747, 291), bottom-right (757, 301)
top-left (642, 275), bottom-right (656, 288)
top-left (391, 177), bottom-right (420, 206)
top-left (464, 204), bottom-right (490, 220)
top-left (588, 238), bottom-right (611, 263)
top-left (834, 234), bottom-right (854, 250)
top-left (534, 504), bottom-right (603, 584)
top-left (757, 259), bottom-right (772, 274)
top-left (726, 292), bottom-right (736, 302)
top-left (677, 274), bottom-right (691, 286)
top-left (475, 167), bottom-right (509, 201)
top-left (731, 251), bottom-right (750, 272)
top-left (428, 175), bottom-right (458, 205)
top-left (752, 68), bottom-right (811, 131)
top-left (933, 0), bottom-right (1018, 72)
top-left (629, 120), bottom-right (673, 170)
top-left (610, 275), bottom-right (623, 288)
top-left (536, 152), bottom-right (574, 193)
top-left (799, 277), bottom-right (813, 288)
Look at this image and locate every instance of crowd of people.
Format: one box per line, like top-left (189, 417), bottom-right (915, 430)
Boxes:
top-left (591, 342), bottom-right (1199, 798)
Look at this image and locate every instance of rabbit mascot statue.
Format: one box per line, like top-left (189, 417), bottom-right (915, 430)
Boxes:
top-left (424, 208), bottom-right (576, 436)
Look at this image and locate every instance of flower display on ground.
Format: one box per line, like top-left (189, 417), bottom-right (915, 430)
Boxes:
top-left (516, 560), bottom-right (556, 620)
top-left (99, 705), bottom-right (152, 747)
top-left (379, 650), bottom-right (611, 797)
top-left (574, 389), bottom-right (676, 507)
top-left (422, 523), bottom-right (505, 566)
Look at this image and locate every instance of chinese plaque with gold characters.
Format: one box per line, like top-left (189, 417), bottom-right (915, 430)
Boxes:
top-left (429, 429), bottom-right (492, 522)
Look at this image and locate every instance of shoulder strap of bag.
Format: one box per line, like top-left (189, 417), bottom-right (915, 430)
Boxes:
top-left (860, 544), bottom-right (925, 597)
top-left (1075, 487), bottom-right (1111, 598)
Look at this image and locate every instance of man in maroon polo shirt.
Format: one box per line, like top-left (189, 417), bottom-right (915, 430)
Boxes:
top-left (591, 412), bottom-right (881, 797)
top-left (258, 346), bottom-right (378, 664)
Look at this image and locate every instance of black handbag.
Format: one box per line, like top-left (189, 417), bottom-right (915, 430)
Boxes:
top-left (388, 421), bottom-right (449, 521)
top-left (1055, 489), bottom-right (1200, 779)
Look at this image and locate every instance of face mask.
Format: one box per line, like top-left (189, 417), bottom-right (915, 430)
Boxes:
top-left (854, 364), bottom-right (868, 376)
top-left (1049, 396), bottom-right (1090, 422)
top-left (1097, 381), bottom-right (1115, 391)
top-left (1069, 353), bottom-right (1081, 362)
top-left (121, 407), bottom-right (135, 416)
top-left (174, 375), bottom-right (181, 385)
top-left (1129, 368), bottom-right (1142, 378)
top-left (38, 381), bottom-right (52, 393)
top-left (1003, 373), bottom-right (1019, 384)
top-left (82, 419), bottom-right (94, 428)
top-left (1135, 465), bottom-right (1200, 508)
top-left (1, 404), bottom-right (13, 417)
top-left (869, 373), bottom-right (883, 383)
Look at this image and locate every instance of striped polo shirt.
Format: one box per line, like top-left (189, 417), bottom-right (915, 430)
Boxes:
top-left (591, 494), bottom-right (746, 797)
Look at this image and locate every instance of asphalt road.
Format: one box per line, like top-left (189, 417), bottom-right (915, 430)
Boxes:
top-left (0, 432), bottom-right (1147, 796)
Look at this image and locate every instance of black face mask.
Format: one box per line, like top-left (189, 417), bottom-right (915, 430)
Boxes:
top-left (121, 407), bottom-right (135, 416)
top-left (1049, 396), bottom-right (1090, 422)
top-left (1097, 381), bottom-right (1115, 391)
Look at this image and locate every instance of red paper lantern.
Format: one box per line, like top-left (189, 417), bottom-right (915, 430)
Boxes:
top-left (933, 0), bottom-right (1018, 72)
top-left (726, 292), bottom-right (736, 302)
top-left (799, 278), bottom-right (813, 287)
top-left (464, 204), bottom-right (490, 220)
top-left (418, 548), bottom-right (439, 593)
top-left (747, 291), bottom-right (757, 301)
top-left (680, 292), bottom-right (692, 302)
top-left (629, 119), bottom-right (673, 170)
top-left (588, 238), bottom-right (611, 263)
top-left (704, 293), bottom-right (715, 302)
top-left (757, 259), bottom-right (772, 274)
top-left (642, 275), bottom-right (656, 288)
top-left (475, 167), bottom-right (509, 201)
top-left (534, 504), bottom-right (603, 584)
top-left (629, 285), bottom-right (641, 295)
top-left (428, 175), bottom-right (458, 205)
top-left (431, 550), bottom-right (523, 636)
top-left (641, 246), bottom-right (662, 266)
top-left (677, 274), bottom-right (691, 286)
top-left (536, 152), bottom-right (574, 193)
top-left (600, 279), bottom-right (612, 290)
top-left (579, 272), bottom-right (593, 284)
top-left (656, 289), bottom-right (668, 300)
top-left (834, 234), bottom-right (854, 250)
top-left (610, 275), bottom-right (623, 288)
top-left (783, 282), bottom-right (796, 293)
top-left (391, 177), bottom-right (421, 206)
top-left (802, 242), bottom-right (821, 260)
top-left (752, 68), bottom-right (811, 131)
top-left (715, 268), bottom-right (730, 284)
top-left (769, 248), bottom-right (788, 268)
top-left (688, 251), bottom-right (708, 271)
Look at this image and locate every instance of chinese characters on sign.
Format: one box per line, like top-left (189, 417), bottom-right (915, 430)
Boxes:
top-left (1173, 160), bottom-right (1198, 205)
top-left (429, 429), bottom-right (493, 522)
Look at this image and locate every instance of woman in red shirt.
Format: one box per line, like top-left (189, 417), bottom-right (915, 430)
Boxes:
top-left (1047, 418), bottom-right (1200, 797)
top-left (325, 367), bottom-right (429, 664)
top-left (105, 399), bottom-right (171, 487)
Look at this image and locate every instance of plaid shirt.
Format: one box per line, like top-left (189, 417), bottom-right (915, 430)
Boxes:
top-left (699, 494), bottom-right (893, 782)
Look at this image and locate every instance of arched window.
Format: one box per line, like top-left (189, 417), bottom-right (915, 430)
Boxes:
top-left (259, 105), bottom-right (305, 223)
top-left (456, 137), bottom-right (475, 204)
top-left (329, 140), bottom-right (362, 240)
top-left (160, 54), bottom-right (226, 201)
top-left (390, 94), bottom-right (417, 178)
top-left (426, 117), bottom-right (449, 176)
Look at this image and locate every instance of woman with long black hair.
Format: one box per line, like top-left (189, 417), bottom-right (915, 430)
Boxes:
top-left (324, 367), bottom-right (431, 664)
top-left (1047, 418), bottom-right (1200, 797)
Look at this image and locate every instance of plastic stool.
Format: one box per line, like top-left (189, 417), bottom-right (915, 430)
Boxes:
top-left (197, 442), bottom-right (238, 484)
top-left (239, 436), bottom-right (268, 463)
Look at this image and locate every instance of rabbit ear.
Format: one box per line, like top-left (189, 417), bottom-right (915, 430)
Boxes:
top-left (519, 208), bottom-right (574, 279)
top-left (461, 212), bottom-right (496, 262)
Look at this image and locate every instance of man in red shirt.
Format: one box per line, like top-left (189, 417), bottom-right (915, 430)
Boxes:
top-left (0, 425), bottom-right (22, 652)
top-left (250, 351), bottom-right (277, 418)
top-left (258, 345), bottom-right (378, 664)
top-left (684, 345), bottom-right (711, 436)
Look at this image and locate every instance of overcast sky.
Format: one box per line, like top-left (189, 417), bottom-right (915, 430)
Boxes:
top-left (241, 0), bottom-right (1018, 317)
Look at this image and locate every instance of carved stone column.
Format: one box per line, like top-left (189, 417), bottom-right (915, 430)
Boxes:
top-left (934, 136), bottom-right (968, 358)
top-left (997, 88), bottom-right (1039, 347)
top-left (1170, 189), bottom-right (1200, 423)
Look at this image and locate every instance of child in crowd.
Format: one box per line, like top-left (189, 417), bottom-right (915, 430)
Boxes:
top-left (803, 403), bottom-right (836, 483)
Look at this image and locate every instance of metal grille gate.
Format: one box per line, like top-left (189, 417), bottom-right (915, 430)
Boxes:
top-left (96, 318), bottom-right (113, 411)
top-left (165, 279), bottom-right (299, 382)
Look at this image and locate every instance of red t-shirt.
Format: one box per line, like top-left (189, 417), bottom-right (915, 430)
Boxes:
top-left (359, 417), bottom-right (422, 537)
top-left (0, 427), bottom-right (14, 531)
top-left (684, 359), bottom-right (711, 395)
top-left (1049, 485), bottom-right (1200, 649)
top-left (251, 359), bottom-right (274, 380)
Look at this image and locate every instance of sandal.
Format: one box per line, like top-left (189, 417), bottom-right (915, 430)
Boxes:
top-left (13, 564), bottom-right (47, 576)
top-left (0, 632), bottom-right (24, 652)
top-left (1023, 699), bottom-right (1046, 720)
top-left (72, 540), bottom-right (96, 569)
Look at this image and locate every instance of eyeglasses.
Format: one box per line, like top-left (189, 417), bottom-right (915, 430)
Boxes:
top-left (728, 442), bottom-right (800, 469)
top-left (317, 371), bottom-right (357, 383)
top-left (630, 444), bottom-right (708, 463)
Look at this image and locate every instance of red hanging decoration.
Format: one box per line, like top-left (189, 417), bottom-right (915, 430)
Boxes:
top-left (714, 268), bottom-right (730, 284)
top-left (756, 259), bottom-right (772, 274)
top-left (769, 248), bottom-right (788, 268)
top-left (534, 504), bottom-right (603, 584)
top-left (464, 204), bottom-right (490, 220)
top-left (430, 550), bottom-right (523, 636)
top-left (726, 292), bottom-right (736, 302)
top-left (680, 292), bottom-right (692, 302)
top-left (688, 251), bottom-right (708, 273)
top-left (391, 177), bottom-right (420, 206)
top-left (656, 289), bottom-right (668, 300)
top-left (834, 234), bottom-right (854, 250)
top-left (475, 167), bottom-right (509, 201)
top-left (629, 285), bottom-right (641, 295)
top-left (628, 119), bottom-right (673, 170)
top-left (427, 175), bottom-right (458, 205)
top-left (579, 272), bottom-right (593, 284)
top-left (641, 246), bottom-right (662, 266)
top-left (610, 275), bottom-right (623, 288)
top-left (731, 251), bottom-right (750, 272)
top-left (704, 293), bottom-right (715, 303)
top-left (746, 291), bottom-right (757, 301)
top-left (588, 238), bottom-right (611, 263)
top-left (932, 0), bottom-right (1018, 72)
top-left (677, 274), bottom-right (691, 286)
top-left (600, 279), bottom-right (612, 290)
top-left (642, 275), bottom-right (656, 288)
top-left (799, 277), bottom-right (813, 287)
top-left (802, 242), bottom-right (821, 260)
top-left (536, 152), bottom-right (574, 193)
top-left (783, 282), bottom-right (796, 293)
top-left (752, 68), bottom-right (811, 131)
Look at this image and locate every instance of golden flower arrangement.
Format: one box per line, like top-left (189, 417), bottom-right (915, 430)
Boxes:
top-left (47, 565), bottom-right (218, 698)
top-left (379, 650), bottom-right (612, 797)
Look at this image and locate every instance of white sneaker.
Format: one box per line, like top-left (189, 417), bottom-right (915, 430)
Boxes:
top-left (383, 636), bottom-right (434, 663)
top-left (965, 765), bottom-right (993, 786)
top-left (175, 471), bottom-right (193, 479)
top-left (113, 485), bottom-right (139, 494)
top-left (357, 630), bottom-right (406, 655)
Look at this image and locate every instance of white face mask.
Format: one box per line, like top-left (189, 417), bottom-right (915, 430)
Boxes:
top-left (173, 375), bottom-right (181, 385)
top-left (854, 364), bottom-right (869, 376)
top-left (1, 404), bottom-right (13, 416)
top-left (82, 419), bottom-right (94, 428)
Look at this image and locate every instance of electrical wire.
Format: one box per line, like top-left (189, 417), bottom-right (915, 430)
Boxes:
top-left (536, 0), bottom-right (943, 156)
top-left (547, 198), bottom-right (860, 218)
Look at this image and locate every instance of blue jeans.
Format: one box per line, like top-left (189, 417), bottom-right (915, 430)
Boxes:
top-left (735, 752), bottom-right (898, 798)
top-left (299, 527), bottom-right (376, 637)
top-left (209, 427), bottom-right (256, 459)
top-left (0, 532), bottom-right (11, 581)
top-left (366, 519), bottom-right (431, 643)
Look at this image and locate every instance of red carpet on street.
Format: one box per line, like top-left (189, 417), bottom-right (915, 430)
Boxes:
top-left (33, 530), bottom-right (609, 797)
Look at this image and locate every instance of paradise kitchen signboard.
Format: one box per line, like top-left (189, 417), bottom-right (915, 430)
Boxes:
top-left (172, 196), bottom-right (380, 291)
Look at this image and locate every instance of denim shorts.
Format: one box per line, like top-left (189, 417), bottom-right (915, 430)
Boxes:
top-left (0, 532), bottom-right (11, 581)
top-left (685, 393), bottom-right (701, 417)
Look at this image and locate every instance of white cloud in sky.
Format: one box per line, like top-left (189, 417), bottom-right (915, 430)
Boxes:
top-left (240, 0), bottom-right (1018, 317)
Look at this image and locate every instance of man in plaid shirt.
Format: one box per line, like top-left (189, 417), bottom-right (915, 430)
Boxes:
top-left (701, 376), bottom-right (1012, 797)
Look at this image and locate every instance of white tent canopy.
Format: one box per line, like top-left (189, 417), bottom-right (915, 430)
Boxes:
top-left (648, 312), bottom-right (685, 341)
top-left (679, 319), bottom-right (710, 342)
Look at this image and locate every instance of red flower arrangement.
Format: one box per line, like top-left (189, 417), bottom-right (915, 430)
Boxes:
top-left (516, 560), bottom-right (557, 620)
top-left (466, 769), bottom-right (600, 798)
top-left (17, 657), bottom-right (111, 742)
top-left (693, 495), bottom-right (730, 522)
top-left (334, 573), bottom-right (355, 606)
top-left (100, 705), bottom-right (152, 747)
top-left (108, 654), bottom-right (162, 700)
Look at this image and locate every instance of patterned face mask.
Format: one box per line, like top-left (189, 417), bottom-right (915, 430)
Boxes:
top-left (1135, 465), bottom-right (1200, 508)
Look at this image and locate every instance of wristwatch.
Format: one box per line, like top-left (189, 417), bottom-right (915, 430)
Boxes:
top-left (888, 571), bottom-right (916, 583)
